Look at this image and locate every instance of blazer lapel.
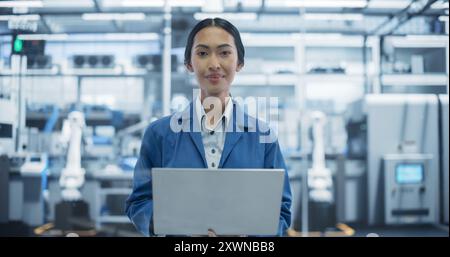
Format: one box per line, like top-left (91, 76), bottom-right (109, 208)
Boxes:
top-left (179, 102), bottom-right (207, 168)
top-left (188, 132), bottom-right (207, 168)
top-left (219, 101), bottom-right (255, 167)
top-left (219, 132), bottom-right (242, 168)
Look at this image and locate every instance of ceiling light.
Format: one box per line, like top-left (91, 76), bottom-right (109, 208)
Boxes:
top-left (103, 33), bottom-right (159, 40)
top-left (303, 13), bottom-right (364, 21)
top-left (17, 34), bottom-right (69, 41)
top-left (431, 0), bottom-right (449, 9)
top-left (201, 0), bottom-right (223, 12)
top-left (169, 0), bottom-right (204, 7)
top-left (194, 12), bottom-right (257, 21)
top-left (16, 33), bottom-right (159, 42)
top-left (42, 0), bottom-right (95, 8)
top-left (242, 0), bottom-right (263, 8)
top-left (438, 15), bottom-right (449, 22)
top-left (0, 1), bottom-right (43, 8)
top-left (120, 0), bottom-right (164, 7)
top-left (405, 35), bottom-right (448, 41)
top-left (118, 0), bottom-right (204, 7)
top-left (82, 13), bottom-right (146, 21)
top-left (0, 14), bottom-right (41, 21)
top-left (267, 0), bottom-right (367, 8)
top-left (367, 0), bottom-right (410, 9)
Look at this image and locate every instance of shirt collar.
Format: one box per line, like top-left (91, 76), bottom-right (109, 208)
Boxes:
top-left (195, 94), bottom-right (233, 131)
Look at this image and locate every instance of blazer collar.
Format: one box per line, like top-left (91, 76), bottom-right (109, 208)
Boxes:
top-left (178, 99), bottom-right (256, 132)
top-left (176, 99), bottom-right (257, 168)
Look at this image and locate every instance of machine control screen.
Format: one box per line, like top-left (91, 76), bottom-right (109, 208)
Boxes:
top-left (395, 163), bottom-right (424, 184)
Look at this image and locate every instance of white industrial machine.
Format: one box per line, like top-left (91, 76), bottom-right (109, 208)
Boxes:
top-left (20, 153), bottom-right (48, 226)
top-left (20, 153), bottom-right (48, 175)
top-left (384, 154), bottom-right (435, 225)
top-left (366, 94), bottom-right (440, 225)
top-left (1, 99), bottom-right (17, 224)
top-left (439, 95), bottom-right (448, 225)
top-left (0, 99), bottom-right (16, 155)
top-left (59, 111), bottom-right (86, 201)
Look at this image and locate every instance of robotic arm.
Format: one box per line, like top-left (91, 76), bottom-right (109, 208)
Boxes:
top-left (59, 111), bottom-right (86, 201)
top-left (308, 111), bottom-right (334, 203)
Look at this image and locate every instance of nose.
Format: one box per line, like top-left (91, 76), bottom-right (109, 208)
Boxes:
top-left (208, 54), bottom-right (220, 71)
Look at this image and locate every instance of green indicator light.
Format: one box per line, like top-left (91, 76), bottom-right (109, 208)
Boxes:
top-left (14, 38), bottom-right (23, 53)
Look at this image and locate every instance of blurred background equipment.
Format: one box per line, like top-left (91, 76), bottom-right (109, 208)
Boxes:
top-left (383, 154), bottom-right (435, 224)
top-left (72, 55), bottom-right (115, 69)
top-left (55, 111), bottom-right (90, 231)
top-left (306, 111), bottom-right (336, 231)
top-left (439, 95), bottom-right (449, 225)
top-left (19, 153), bottom-right (48, 227)
top-left (133, 54), bottom-right (178, 71)
top-left (11, 36), bottom-right (45, 56)
top-left (0, 0), bottom-right (448, 237)
top-left (366, 94), bottom-right (440, 225)
top-left (59, 111), bottom-right (86, 201)
top-left (0, 155), bottom-right (10, 223)
top-left (0, 99), bottom-right (16, 155)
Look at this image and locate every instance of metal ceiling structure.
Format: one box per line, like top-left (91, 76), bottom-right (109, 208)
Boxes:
top-left (0, 0), bottom-right (448, 36)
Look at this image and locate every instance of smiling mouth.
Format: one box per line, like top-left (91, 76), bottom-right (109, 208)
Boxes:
top-left (206, 75), bottom-right (224, 83)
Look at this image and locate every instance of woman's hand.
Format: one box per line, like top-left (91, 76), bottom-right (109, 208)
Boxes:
top-left (207, 228), bottom-right (248, 237)
top-left (207, 228), bottom-right (217, 237)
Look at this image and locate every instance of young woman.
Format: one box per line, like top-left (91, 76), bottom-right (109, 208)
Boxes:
top-left (126, 18), bottom-right (292, 236)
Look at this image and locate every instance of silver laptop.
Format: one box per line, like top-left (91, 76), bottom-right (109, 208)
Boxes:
top-left (152, 168), bottom-right (285, 236)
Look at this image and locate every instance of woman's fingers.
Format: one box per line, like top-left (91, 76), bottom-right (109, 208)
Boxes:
top-left (207, 228), bottom-right (217, 237)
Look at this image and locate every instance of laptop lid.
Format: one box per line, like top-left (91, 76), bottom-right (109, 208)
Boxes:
top-left (152, 168), bottom-right (284, 236)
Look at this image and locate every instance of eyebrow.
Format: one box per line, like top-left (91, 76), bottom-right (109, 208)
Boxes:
top-left (194, 44), bottom-right (233, 49)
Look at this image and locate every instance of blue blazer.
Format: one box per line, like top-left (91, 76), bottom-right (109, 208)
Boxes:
top-left (125, 101), bottom-right (292, 236)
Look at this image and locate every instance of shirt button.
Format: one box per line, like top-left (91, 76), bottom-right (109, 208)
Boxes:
top-left (210, 131), bottom-right (214, 135)
top-left (211, 162), bottom-right (215, 168)
top-left (211, 149), bottom-right (216, 154)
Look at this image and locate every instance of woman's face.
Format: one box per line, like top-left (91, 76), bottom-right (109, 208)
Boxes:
top-left (186, 26), bottom-right (243, 98)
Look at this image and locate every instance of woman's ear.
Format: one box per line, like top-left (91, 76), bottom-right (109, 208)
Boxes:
top-left (236, 62), bottom-right (244, 72)
top-left (185, 63), bottom-right (194, 72)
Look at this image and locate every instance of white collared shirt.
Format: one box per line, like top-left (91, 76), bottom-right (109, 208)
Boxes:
top-left (195, 95), bottom-right (232, 169)
top-left (195, 95), bottom-right (232, 132)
